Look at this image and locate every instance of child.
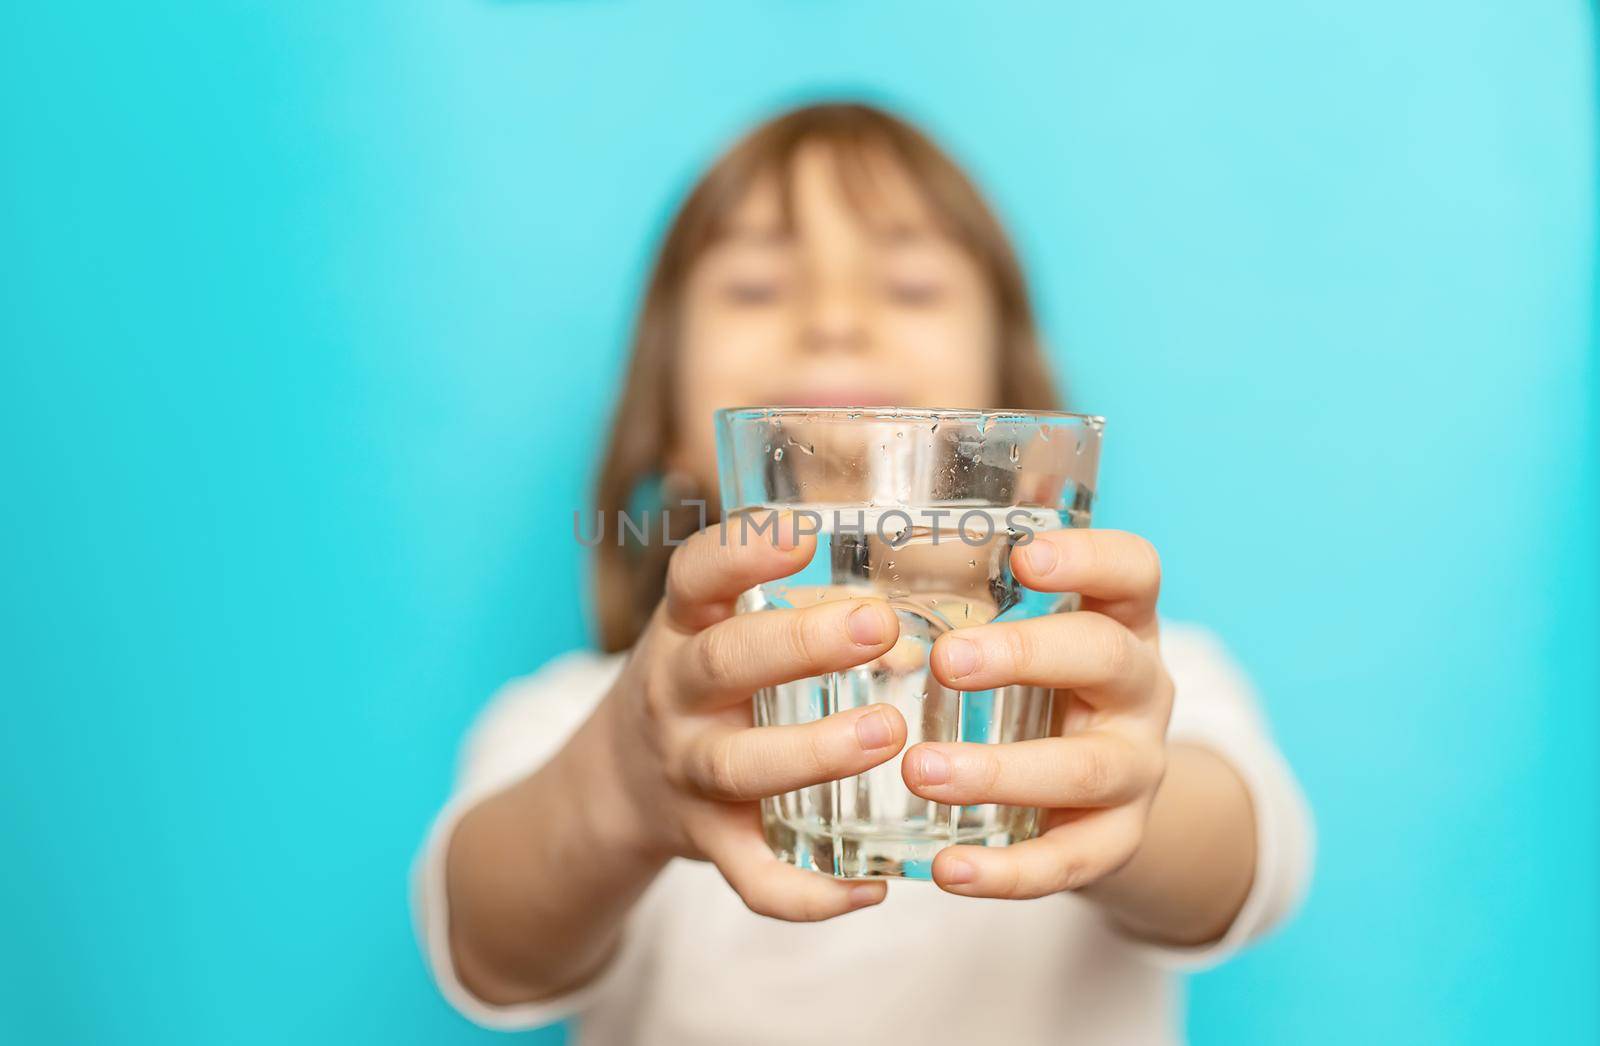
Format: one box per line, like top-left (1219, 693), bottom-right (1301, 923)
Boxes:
top-left (413, 102), bottom-right (1312, 1045)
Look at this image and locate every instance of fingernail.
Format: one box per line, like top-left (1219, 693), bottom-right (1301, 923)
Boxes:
top-left (941, 858), bottom-right (976, 885)
top-left (941, 637), bottom-right (978, 678)
top-left (914, 747), bottom-right (951, 785)
top-left (848, 884), bottom-right (883, 908)
top-left (773, 512), bottom-right (800, 551)
top-left (855, 709), bottom-right (894, 750)
top-left (847, 603), bottom-right (888, 645)
top-left (1023, 539), bottom-right (1059, 574)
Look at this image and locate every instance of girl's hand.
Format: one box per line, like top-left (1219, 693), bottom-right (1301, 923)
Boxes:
top-left (600, 514), bottom-right (906, 921)
top-left (901, 529), bottom-right (1177, 899)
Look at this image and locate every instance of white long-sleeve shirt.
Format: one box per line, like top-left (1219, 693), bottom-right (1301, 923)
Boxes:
top-left (413, 622), bottom-right (1312, 1045)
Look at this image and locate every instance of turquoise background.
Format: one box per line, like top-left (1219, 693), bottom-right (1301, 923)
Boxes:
top-left (2, 2), bottom-right (1595, 1043)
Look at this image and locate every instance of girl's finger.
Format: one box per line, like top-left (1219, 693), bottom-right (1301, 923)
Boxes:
top-left (697, 810), bottom-right (887, 921)
top-left (901, 732), bottom-right (1159, 808)
top-left (670, 598), bottom-right (900, 708)
top-left (928, 611), bottom-right (1163, 709)
top-left (1011, 529), bottom-right (1161, 638)
top-left (678, 705), bottom-right (907, 801)
top-left (662, 513), bottom-right (815, 635)
top-left (930, 807), bottom-right (1143, 900)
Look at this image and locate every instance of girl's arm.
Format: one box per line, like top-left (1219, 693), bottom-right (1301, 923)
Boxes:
top-left (442, 518), bottom-right (910, 1005)
top-left (897, 528), bottom-right (1307, 949)
top-left (445, 694), bottom-right (667, 1005)
top-left (1080, 743), bottom-right (1257, 946)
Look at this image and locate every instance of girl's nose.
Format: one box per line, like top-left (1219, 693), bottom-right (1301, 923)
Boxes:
top-left (800, 285), bottom-right (869, 355)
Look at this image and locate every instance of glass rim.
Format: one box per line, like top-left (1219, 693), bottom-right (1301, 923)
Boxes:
top-left (715, 405), bottom-right (1105, 427)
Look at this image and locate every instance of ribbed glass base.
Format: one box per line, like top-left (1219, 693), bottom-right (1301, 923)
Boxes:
top-left (763, 806), bottom-right (1042, 880)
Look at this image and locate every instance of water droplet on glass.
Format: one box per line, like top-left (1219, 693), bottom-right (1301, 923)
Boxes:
top-left (968, 559), bottom-right (977, 568)
top-left (1075, 438), bottom-right (1085, 456)
top-left (895, 430), bottom-right (904, 439)
top-left (774, 447), bottom-right (785, 461)
top-left (1008, 445), bottom-right (1020, 463)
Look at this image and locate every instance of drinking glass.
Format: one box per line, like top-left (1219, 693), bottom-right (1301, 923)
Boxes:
top-left (714, 406), bottom-right (1105, 879)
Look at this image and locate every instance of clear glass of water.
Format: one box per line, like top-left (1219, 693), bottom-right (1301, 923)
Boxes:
top-left (714, 406), bottom-right (1105, 879)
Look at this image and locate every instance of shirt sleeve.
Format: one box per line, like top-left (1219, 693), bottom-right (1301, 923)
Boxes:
top-left (410, 649), bottom-right (627, 1030)
top-left (1129, 621), bottom-right (1316, 970)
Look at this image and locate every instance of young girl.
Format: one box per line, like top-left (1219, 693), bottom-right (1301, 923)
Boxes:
top-left (413, 103), bottom-right (1312, 1045)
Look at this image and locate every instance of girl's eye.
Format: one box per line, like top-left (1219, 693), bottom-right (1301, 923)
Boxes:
top-left (886, 280), bottom-right (945, 306)
top-left (723, 280), bottom-right (784, 306)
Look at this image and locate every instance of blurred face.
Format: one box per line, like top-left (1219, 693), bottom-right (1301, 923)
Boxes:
top-left (669, 143), bottom-right (1002, 490)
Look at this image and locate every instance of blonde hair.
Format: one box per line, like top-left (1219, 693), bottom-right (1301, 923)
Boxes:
top-left (592, 102), bottom-right (1062, 652)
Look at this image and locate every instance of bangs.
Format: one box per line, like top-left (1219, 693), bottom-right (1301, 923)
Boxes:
top-left (762, 131), bottom-right (956, 240)
top-left (682, 112), bottom-right (976, 258)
